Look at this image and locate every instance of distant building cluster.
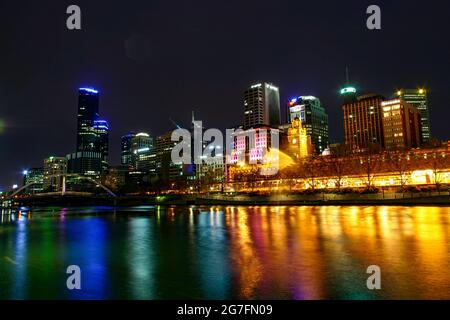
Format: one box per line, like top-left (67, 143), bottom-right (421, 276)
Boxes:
top-left (16, 79), bottom-right (448, 195)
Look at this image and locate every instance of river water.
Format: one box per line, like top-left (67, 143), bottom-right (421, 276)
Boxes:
top-left (0, 205), bottom-right (449, 299)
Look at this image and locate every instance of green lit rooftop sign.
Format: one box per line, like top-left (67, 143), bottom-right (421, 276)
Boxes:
top-left (340, 86), bottom-right (356, 95)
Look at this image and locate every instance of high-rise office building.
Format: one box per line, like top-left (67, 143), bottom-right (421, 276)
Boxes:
top-left (132, 132), bottom-right (154, 171)
top-left (120, 132), bottom-right (154, 171)
top-left (382, 99), bottom-right (422, 150)
top-left (121, 132), bottom-right (136, 166)
top-left (287, 96), bottom-right (329, 154)
top-left (43, 156), bottom-right (67, 191)
top-left (396, 89), bottom-right (430, 143)
top-left (155, 132), bottom-right (183, 187)
top-left (70, 87), bottom-right (109, 176)
top-left (77, 87), bottom-right (100, 152)
top-left (341, 91), bottom-right (385, 152)
top-left (93, 119), bottom-right (109, 171)
top-left (244, 82), bottom-right (280, 129)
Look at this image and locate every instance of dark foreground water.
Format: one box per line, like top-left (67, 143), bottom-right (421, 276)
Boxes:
top-left (1, 205), bottom-right (450, 300)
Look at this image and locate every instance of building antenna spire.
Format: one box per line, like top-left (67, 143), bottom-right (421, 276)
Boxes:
top-left (345, 66), bottom-right (350, 84)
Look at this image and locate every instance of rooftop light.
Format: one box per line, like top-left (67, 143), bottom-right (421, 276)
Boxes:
top-left (340, 86), bottom-right (356, 95)
top-left (79, 87), bottom-right (99, 94)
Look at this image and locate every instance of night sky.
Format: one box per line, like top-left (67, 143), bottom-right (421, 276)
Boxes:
top-left (0, 0), bottom-right (449, 189)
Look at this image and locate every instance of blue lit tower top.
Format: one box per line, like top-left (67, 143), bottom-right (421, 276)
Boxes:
top-left (79, 87), bottom-right (99, 94)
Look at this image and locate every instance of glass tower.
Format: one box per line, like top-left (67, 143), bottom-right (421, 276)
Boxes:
top-left (131, 132), bottom-right (154, 171)
top-left (93, 119), bottom-right (110, 171)
top-left (121, 132), bottom-right (136, 166)
top-left (77, 87), bottom-right (100, 152)
top-left (69, 87), bottom-right (109, 176)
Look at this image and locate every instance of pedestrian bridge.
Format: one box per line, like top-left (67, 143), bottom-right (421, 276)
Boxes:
top-left (6, 173), bottom-right (117, 199)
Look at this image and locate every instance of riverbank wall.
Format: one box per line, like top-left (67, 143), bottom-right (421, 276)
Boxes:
top-left (3, 192), bottom-right (450, 208)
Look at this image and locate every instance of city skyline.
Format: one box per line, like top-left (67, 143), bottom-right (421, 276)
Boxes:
top-left (1, 0), bottom-right (450, 189)
top-left (0, 79), bottom-right (447, 190)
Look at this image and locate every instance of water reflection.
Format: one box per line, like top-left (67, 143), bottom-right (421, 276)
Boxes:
top-left (0, 205), bottom-right (449, 299)
top-left (127, 217), bottom-right (154, 299)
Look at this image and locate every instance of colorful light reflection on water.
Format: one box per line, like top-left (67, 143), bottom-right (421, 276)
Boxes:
top-left (0, 205), bottom-right (449, 299)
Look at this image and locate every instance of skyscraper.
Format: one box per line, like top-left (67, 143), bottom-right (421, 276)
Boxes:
top-left (341, 91), bottom-right (385, 152)
top-left (93, 119), bottom-right (109, 171)
top-left (120, 132), bottom-right (154, 171)
top-left (77, 87), bottom-right (100, 152)
top-left (121, 132), bottom-right (136, 167)
top-left (244, 82), bottom-right (280, 129)
top-left (69, 87), bottom-right (109, 177)
top-left (155, 132), bottom-right (182, 187)
top-left (131, 132), bottom-right (154, 171)
top-left (287, 96), bottom-right (329, 154)
top-left (396, 89), bottom-right (430, 143)
top-left (382, 99), bottom-right (422, 150)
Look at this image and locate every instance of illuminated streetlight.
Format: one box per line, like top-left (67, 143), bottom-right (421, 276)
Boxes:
top-left (12, 184), bottom-right (18, 189)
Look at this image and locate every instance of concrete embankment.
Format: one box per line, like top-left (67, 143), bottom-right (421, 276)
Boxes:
top-left (4, 193), bottom-right (450, 208)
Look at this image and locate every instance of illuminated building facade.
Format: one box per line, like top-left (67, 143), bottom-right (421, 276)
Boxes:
top-left (244, 82), bottom-right (280, 129)
top-left (286, 117), bottom-right (311, 160)
top-left (155, 132), bottom-right (183, 187)
top-left (74, 87), bottom-right (109, 175)
top-left (93, 119), bottom-right (109, 171)
top-left (43, 156), bottom-right (67, 191)
top-left (227, 145), bottom-right (450, 192)
top-left (197, 156), bottom-right (225, 191)
top-left (396, 89), bottom-right (430, 143)
top-left (66, 151), bottom-right (102, 177)
top-left (121, 131), bottom-right (136, 167)
top-left (342, 93), bottom-right (385, 151)
top-left (229, 126), bottom-right (279, 165)
top-left (77, 87), bottom-right (100, 152)
top-left (23, 167), bottom-right (44, 194)
top-left (196, 133), bottom-right (225, 191)
top-left (131, 132), bottom-right (155, 172)
top-left (287, 96), bottom-right (329, 154)
top-left (382, 99), bottom-right (422, 150)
